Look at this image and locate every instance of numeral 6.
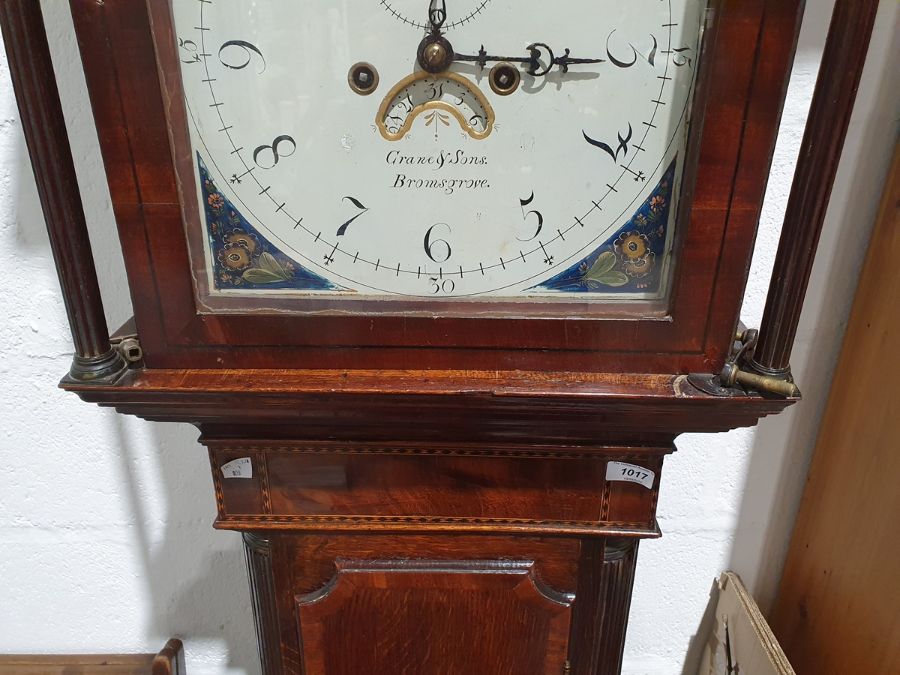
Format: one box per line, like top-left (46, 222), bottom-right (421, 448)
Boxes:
top-left (424, 223), bottom-right (453, 263)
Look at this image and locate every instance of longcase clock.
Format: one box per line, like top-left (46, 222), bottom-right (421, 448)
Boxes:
top-left (0, 0), bottom-right (879, 672)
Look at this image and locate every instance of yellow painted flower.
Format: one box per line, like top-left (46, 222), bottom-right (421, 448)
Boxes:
top-left (225, 230), bottom-right (260, 256)
top-left (624, 253), bottom-right (655, 279)
top-left (615, 232), bottom-right (649, 261)
top-left (218, 243), bottom-right (252, 271)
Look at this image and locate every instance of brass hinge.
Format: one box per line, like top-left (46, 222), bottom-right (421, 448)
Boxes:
top-left (563, 661), bottom-right (571, 675)
top-left (688, 328), bottom-right (800, 398)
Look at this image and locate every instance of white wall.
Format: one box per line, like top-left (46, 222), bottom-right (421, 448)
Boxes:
top-left (0, 2), bottom-right (897, 674)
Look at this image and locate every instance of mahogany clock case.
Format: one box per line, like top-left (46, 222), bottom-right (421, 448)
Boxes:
top-left (4, 1), bottom-right (846, 673)
top-left (67, 0), bottom-right (804, 374)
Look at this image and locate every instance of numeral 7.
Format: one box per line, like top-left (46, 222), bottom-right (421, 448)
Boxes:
top-left (336, 196), bottom-right (369, 236)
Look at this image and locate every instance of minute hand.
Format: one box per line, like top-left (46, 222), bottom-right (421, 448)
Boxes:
top-left (455, 43), bottom-right (605, 77)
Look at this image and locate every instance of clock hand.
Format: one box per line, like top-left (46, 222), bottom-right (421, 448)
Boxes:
top-left (417, 0), bottom-right (455, 73)
top-left (428, 0), bottom-right (447, 33)
top-left (455, 43), bottom-right (606, 77)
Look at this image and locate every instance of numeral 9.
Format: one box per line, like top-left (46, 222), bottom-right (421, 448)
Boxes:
top-left (219, 40), bottom-right (267, 74)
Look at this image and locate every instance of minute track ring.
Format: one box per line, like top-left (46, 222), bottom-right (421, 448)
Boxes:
top-left (379, 0), bottom-right (492, 31)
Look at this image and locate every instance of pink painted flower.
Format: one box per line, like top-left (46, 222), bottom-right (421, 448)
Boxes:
top-left (208, 193), bottom-right (225, 211)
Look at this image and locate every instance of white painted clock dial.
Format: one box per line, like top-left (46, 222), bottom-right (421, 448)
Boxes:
top-left (172, 0), bottom-right (706, 305)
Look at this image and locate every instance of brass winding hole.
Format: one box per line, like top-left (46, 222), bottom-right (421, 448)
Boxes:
top-left (348, 62), bottom-right (380, 96)
top-left (489, 62), bottom-right (521, 96)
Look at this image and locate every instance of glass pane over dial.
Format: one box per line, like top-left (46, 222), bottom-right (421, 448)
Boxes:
top-left (172, 0), bottom-right (706, 308)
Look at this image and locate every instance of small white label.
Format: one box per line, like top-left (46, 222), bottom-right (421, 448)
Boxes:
top-left (606, 462), bottom-right (656, 489)
top-left (221, 457), bottom-right (253, 479)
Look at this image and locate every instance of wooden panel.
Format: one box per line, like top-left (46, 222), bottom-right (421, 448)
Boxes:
top-left (66, 371), bottom-right (796, 446)
top-left (606, 463), bottom-right (662, 526)
top-left (771, 145), bottom-right (900, 672)
top-left (257, 535), bottom-right (639, 675)
top-left (296, 559), bottom-right (572, 675)
top-left (271, 533), bottom-right (582, 675)
top-left (210, 448), bottom-right (266, 515)
top-left (0, 639), bottom-right (185, 675)
top-left (0, 662), bottom-right (153, 675)
top-left (207, 443), bottom-right (666, 535)
top-left (265, 451), bottom-right (607, 520)
top-left (700, 573), bottom-right (794, 674)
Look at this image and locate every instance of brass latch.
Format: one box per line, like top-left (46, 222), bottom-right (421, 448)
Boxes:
top-left (688, 329), bottom-right (800, 398)
top-left (720, 361), bottom-right (800, 398)
top-left (109, 333), bottom-right (143, 365)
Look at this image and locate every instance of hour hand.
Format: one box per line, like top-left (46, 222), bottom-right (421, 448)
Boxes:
top-left (455, 43), bottom-right (605, 77)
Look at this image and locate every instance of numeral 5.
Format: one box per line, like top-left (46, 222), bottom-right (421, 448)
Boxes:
top-left (517, 192), bottom-right (544, 241)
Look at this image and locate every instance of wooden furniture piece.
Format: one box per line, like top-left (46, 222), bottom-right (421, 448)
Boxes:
top-left (770, 145), bottom-right (900, 674)
top-left (0, 0), bottom-right (878, 673)
top-left (0, 639), bottom-right (186, 675)
top-left (699, 573), bottom-right (794, 675)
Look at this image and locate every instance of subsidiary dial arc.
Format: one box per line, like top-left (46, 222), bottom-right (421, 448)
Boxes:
top-left (377, 71), bottom-right (495, 141)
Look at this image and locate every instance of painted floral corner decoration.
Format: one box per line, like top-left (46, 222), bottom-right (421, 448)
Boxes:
top-left (533, 158), bottom-right (677, 294)
top-left (198, 155), bottom-right (341, 292)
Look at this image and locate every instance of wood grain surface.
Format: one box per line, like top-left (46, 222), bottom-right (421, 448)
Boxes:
top-left (0, 639), bottom-right (185, 675)
top-left (771, 145), bottom-right (900, 672)
top-left (754, 0), bottom-right (880, 372)
top-left (296, 559), bottom-right (572, 675)
top-left (64, 369), bottom-right (795, 445)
